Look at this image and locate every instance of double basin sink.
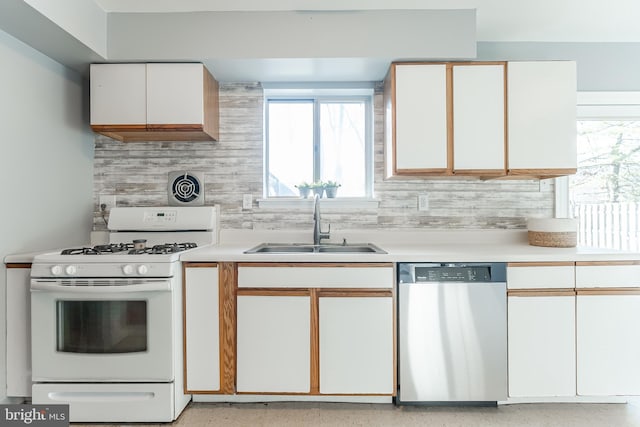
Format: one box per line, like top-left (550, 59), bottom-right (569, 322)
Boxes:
top-left (244, 242), bottom-right (387, 254)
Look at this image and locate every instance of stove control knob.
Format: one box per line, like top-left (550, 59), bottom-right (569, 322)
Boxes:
top-left (51, 265), bottom-right (63, 276)
top-left (137, 264), bottom-right (149, 275)
top-left (65, 265), bottom-right (78, 276)
top-left (122, 264), bottom-right (135, 275)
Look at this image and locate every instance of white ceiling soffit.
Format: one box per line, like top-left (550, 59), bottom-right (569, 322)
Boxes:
top-left (106, 9), bottom-right (476, 82)
top-left (93, 0), bottom-right (640, 43)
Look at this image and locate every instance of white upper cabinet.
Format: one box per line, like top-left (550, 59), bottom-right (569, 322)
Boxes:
top-left (392, 63), bottom-right (448, 174)
top-left (90, 64), bottom-right (147, 126)
top-left (146, 63), bottom-right (205, 126)
top-left (452, 64), bottom-right (506, 175)
top-left (385, 60), bottom-right (576, 179)
top-left (90, 63), bottom-right (219, 142)
top-left (507, 61), bottom-right (577, 176)
top-left (385, 62), bottom-right (508, 178)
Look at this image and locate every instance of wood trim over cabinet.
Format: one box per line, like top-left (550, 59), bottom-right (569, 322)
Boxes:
top-left (310, 288), bottom-right (320, 395)
top-left (507, 262), bottom-right (575, 267)
top-left (5, 263), bottom-right (31, 269)
top-left (577, 288), bottom-right (640, 296)
top-left (219, 262), bottom-right (237, 395)
top-left (576, 261), bottom-right (640, 266)
top-left (506, 168), bottom-right (577, 179)
top-left (508, 289), bottom-right (576, 297)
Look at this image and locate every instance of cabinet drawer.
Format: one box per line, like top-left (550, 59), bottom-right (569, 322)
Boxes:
top-left (507, 263), bottom-right (574, 289)
top-left (237, 264), bottom-right (393, 289)
top-left (576, 262), bottom-right (640, 288)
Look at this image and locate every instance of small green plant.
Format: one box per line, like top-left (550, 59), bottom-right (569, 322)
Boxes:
top-left (295, 182), bottom-right (311, 190)
top-left (295, 182), bottom-right (312, 198)
top-left (323, 180), bottom-right (341, 188)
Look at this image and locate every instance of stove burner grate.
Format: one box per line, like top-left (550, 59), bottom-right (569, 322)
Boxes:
top-left (61, 242), bottom-right (197, 255)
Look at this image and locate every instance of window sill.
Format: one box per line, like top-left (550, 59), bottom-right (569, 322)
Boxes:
top-left (257, 197), bottom-right (380, 210)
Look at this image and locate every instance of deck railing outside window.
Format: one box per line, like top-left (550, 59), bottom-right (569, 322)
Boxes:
top-left (574, 202), bottom-right (640, 251)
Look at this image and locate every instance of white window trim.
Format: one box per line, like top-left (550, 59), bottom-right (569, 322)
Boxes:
top-left (262, 83), bottom-right (375, 201)
top-left (557, 91), bottom-right (640, 218)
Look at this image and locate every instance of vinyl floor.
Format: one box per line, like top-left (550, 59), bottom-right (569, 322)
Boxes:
top-left (72, 399), bottom-right (640, 427)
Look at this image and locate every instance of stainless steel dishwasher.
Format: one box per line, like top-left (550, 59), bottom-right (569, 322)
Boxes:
top-left (397, 262), bottom-right (507, 405)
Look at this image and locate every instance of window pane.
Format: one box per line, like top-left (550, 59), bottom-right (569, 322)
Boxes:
top-left (571, 121), bottom-right (640, 250)
top-left (319, 102), bottom-right (366, 197)
top-left (267, 101), bottom-right (314, 196)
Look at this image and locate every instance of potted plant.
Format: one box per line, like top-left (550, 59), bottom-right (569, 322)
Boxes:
top-left (310, 181), bottom-right (325, 198)
top-left (295, 182), bottom-right (311, 198)
top-left (323, 180), bottom-right (341, 198)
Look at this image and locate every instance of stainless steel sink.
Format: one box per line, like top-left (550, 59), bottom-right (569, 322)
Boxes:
top-left (244, 242), bottom-right (386, 254)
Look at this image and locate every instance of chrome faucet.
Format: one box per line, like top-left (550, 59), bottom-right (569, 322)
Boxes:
top-left (313, 194), bottom-right (331, 245)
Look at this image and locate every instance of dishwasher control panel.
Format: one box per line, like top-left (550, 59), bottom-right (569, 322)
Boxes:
top-left (399, 262), bottom-right (506, 284)
top-left (415, 266), bottom-right (490, 282)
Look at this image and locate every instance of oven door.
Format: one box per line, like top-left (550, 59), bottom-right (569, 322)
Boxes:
top-left (31, 279), bottom-right (174, 382)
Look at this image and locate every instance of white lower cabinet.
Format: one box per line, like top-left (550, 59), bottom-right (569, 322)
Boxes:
top-left (236, 295), bottom-right (311, 393)
top-left (6, 265), bottom-right (32, 397)
top-left (577, 292), bottom-right (640, 396)
top-left (184, 265), bottom-right (220, 392)
top-left (235, 263), bottom-right (395, 396)
top-left (508, 294), bottom-right (576, 397)
top-left (319, 296), bottom-right (394, 394)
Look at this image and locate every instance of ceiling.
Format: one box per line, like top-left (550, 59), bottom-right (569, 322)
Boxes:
top-left (93, 0), bottom-right (640, 43)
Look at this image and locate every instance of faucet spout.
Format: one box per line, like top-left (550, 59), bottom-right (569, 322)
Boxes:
top-left (313, 194), bottom-right (331, 245)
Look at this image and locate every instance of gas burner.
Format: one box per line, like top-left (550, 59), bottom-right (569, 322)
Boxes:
top-left (133, 243), bottom-right (198, 255)
top-left (61, 242), bottom-right (197, 255)
top-left (61, 243), bottom-right (133, 255)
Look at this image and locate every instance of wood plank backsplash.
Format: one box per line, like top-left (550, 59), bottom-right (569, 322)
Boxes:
top-left (93, 83), bottom-right (553, 231)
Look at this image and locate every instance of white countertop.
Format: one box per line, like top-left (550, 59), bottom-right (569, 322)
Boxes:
top-left (4, 250), bottom-right (58, 264)
top-left (180, 229), bottom-right (640, 263)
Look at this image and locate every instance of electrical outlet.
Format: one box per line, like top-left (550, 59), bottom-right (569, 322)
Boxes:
top-left (418, 194), bottom-right (429, 211)
top-left (99, 195), bottom-right (116, 212)
top-left (242, 194), bottom-right (253, 210)
top-left (539, 179), bottom-right (553, 192)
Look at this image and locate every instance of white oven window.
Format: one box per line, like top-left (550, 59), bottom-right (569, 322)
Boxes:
top-left (56, 300), bottom-right (148, 354)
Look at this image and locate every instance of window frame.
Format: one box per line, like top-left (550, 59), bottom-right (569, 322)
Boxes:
top-left (263, 84), bottom-right (375, 199)
top-left (556, 91), bottom-right (640, 218)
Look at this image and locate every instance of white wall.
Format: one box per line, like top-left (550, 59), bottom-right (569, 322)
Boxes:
top-left (23, 0), bottom-right (107, 57)
top-left (0, 28), bottom-right (94, 402)
top-left (478, 42), bottom-right (640, 91)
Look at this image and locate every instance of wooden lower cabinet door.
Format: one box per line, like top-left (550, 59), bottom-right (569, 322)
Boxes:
top-left (236, 295), bottom-right (311, 393)
top-left (508, 295), bottom-right (576, 397)
top-left (318, 296), bottom-right (394, 395)
top-left (577, 292), bottom-right (640, 395)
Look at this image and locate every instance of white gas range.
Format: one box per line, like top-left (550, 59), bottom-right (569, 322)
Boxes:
top-left (30, 206), bottom-right (218, 423)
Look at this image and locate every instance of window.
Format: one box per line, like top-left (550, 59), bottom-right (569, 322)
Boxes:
top-left (264, 86), bottom-right (373, 198)
top-left (568, 92), bottom-right (640, 250)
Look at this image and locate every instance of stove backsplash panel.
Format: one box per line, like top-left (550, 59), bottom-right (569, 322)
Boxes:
top-left (92, 83), bottom-right (553, 231)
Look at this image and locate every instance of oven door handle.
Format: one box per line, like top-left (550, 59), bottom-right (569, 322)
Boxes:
top-left (30, 281), bottom-right (171, 293)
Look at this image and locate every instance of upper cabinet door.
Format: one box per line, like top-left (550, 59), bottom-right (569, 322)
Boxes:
top-left (452, 64), bottom-right (506, 175)
top-left (392, 64), bottom-right (448, 174)
top-left (90, 64), bottom-right (146, 126)
top-left (146, 63), bottom-right (204, 126)
top-left (507, 61), bottom-right (577, 175)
